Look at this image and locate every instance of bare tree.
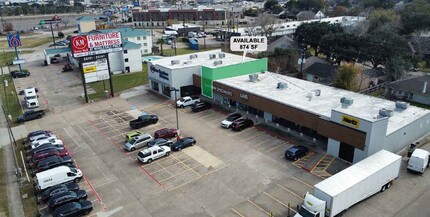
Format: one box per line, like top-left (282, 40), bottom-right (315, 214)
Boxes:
top-left (296, 11), bottom-right (316, 21)
top-left (4, 22), bottom-right (13, 32)
top-left (244, 20), bottom-right (258, 36)
top-left (62, 18), bottom-right (71, 29)
top-left (256, 14), bottom-right (277, 37)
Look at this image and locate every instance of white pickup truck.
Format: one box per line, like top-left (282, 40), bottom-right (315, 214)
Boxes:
top-left (176, 96), bottom-right (201, 108)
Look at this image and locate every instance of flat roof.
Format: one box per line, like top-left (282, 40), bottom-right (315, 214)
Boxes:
top-left (150, 49), bottom-right (257, 69)
top-left (217, 72), bottom-right (430, 135)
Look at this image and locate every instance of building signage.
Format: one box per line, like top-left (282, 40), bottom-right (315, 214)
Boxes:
top-left (214, 86), bottom-right (232, 96)
top-left (240, 93), bottom-right (248, 100)
top-left (230, 36), bottom-right (267, 51)
top-left (150, 65), bottom-right (169, 81)
top-left (341, 115), bottom-right (360, 128)
top-left (71, 32), bottom-right (123, 57)
top-left (80, 54), bottom-right (109, 83)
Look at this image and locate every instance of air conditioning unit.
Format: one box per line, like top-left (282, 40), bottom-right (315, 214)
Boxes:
top-left (340, 97), bottom-right (354, 107)
top-left (314, 89), bottom-right (321, 96)
top-left (209, 54), bottom-right (216, 59)
top-left (171, 60), bottom-right (180, 65)
top-left (277, 82), bottom-right (287, 89)
top-left (307, 91), bottom-right (315, 99)
top-left (395, 101), bottom-right (409, 110)
top-left (213, 60), bottom-right (223, 66)
top-left (249, 74), bottom-right (258, 82)
top-left (218, 53), bottom-right (226, 58)
top-left (379, 108), bottom-right (393, 117)
top-left (189, 54), bottom-right (198, 59)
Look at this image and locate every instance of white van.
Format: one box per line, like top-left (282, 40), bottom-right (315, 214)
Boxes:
top-left (24, 87), bottom-right (39, 109)
top-left (407, 148), bottom-right (430, 173)
top-left (34, 166), bottom-right (82, 191)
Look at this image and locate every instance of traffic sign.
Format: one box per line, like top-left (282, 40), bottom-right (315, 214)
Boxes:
top-left (13, 59), bottom-right (26, 65)
top-left (39, 19), bottom-right (61, 25)
top-left (7, 34), bottom-right (22, 47)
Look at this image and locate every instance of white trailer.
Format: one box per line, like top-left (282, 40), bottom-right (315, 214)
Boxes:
top-left (295, 150), bottom-right (401, 217)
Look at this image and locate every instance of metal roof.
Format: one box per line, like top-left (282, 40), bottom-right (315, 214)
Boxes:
top-left (123, 41), bottom-right (141, 50)
top-left (97, 27), bottom-right (151, 37)
top-left (44, 47), bottom-right (71, 55)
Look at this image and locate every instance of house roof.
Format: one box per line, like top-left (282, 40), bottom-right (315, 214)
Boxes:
top-left (123, 41), bottom-right (141, 50)
top-left (408, 36), bottom-right (430, 55)
top-left (97, 27), bottom-right (151, 37)
top-left (299, 56), bottom-right (331, 71)
top-left (362, 68), bottom-right (385, 78)
top-left (305, 62), bottom-right (338, 84)
top-left (76, 16), bottom-right (96, 22)
top-left (267, 35), bottom-right (295, 52)
top-left (385, 75), bottom-right (430, 96)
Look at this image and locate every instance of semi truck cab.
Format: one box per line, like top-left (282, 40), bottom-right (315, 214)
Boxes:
top-left (295, 193), bottom-right (326, 217)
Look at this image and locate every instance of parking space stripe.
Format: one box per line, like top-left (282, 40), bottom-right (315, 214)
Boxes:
top-left (58, 133), bottom-right (108, 211)
top-left (247, 199), bottom-right (271, 216)
top-left (232, 126), bottom-right (254, 136)
top-left (87, 119), bottom-right (166, 189)
top-left (245, 131), bottom-right (265, 141)
top-left (149, 158), bottom-right (193, 175)
top-left (78, 125), bottom-right (96, 144)
top-left (158, 164), bottom-right (202, 182)
top-left (263, 192), bottom-right (297, 214)
top-left (230, 208), bottom-right (246, 217)
top-left (168, 164), bottom-right (229, 191)
top-left (309, 154), bottom-right (327, 172)
top-left (266, 142), bottom-right (287, 153)
top-left (170, 153), bottom-right (202, 177)
top-left (254, 137), bottom-right (275, 148)
top-left (291, 176), bottom-right (313, 188)
top-left (276, 184), bottom-right (304, 200)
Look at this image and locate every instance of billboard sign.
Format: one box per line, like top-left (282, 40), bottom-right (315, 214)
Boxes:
top-left (133, 0), bottom-right (139, 6)
top-left (80, 54), bottom-right (110, 83)
top-left (71, 32), bottom-right (122, 57)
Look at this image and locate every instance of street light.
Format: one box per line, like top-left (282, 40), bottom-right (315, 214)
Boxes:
top-left (298, 43), bottom-right (307, 79)
top-left (170, 87), bottom-right (180, 130)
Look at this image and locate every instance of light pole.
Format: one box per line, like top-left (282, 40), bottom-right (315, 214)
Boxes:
top-left (298, 43), bottom-right (307, 79)
top-left (170, 87), bottom-right (179, 130)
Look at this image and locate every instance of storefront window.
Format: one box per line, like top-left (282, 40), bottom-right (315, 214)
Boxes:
top-left (151, 81), bottom-right (159, 92)
top-left (161, 84), bottom-right (171, 97)
top-left (222, 97), bottom-right (229, 104)
top-left (238, 103), bottom-right (248, 111)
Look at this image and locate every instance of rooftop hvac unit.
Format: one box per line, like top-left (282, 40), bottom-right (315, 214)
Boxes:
top-left (379, 108), bottom-right (394, 117)
top-left (189, 54), bottom-right (198, 59)
top-left (395, 101), bottom-right (409, 110)
top-left (218, 53), bottom-right (226, 58)
top-left (171, 60), bottom-right (180, 65)
top-left (340, 97), bottom-right (354, 107)
top-left (249, 74), bottom-right (258, 82)
top-left (314, 89), bottom-right (321, 96)
top-left (307, 91), bottom-right (315, 99)
top-left (209, 54), bottom-right (216, 59)
top-left (277, 82), bottom-right (287, 90)
top-left (183, 61), bottom-right (192, 65)
top-left (213, 60), bottom-right (223, 66)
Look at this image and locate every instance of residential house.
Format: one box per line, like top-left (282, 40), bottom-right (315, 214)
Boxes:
top-left (305, 62), bottom-right (338, 85)
top-left (357, 68), bottom-right (386, 90)
top-left (384, 75), bottom-right (430, 105)
top-left (266, 35), bottom-right (295, 53)
top-left (76, 16), bottom-right (96, 33)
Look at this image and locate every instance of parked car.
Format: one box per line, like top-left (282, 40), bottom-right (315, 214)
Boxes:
top-left (176, 96), bottom-right (201, 108)
top-left (31, 149), bottom-right (69, 164)
top-left (137, 145), bottom-right (171, 163)
top-left (27, 130), bottom-right (53, 141)
top-left (191, 101), bottom-right (212, 112)
top-left (231, 119), bottom-right (254, 131)
top-left (125, 130), bottom-right (142, 142)
top-left (48, 190), bottom-right (88, 210)
top-left (221, 113), bottom-right (243, 128)
top-left (171, 137), bottom-right (196, 151)
top-left (28, 143), bottom-right (64, 156)
top-left (35, 155), bottom-right (73, 173)
top-left (129, 115), bottom-right (159, 129)
top-left (123, 134), bottom-right (153, 152)
top-left (31, 138), bottom-right (63, 150)
top-left (17, 110), bottom-right (45, 123)
top-left (147, 138), bottom-right (173, 148)
top-left (27, 133), bottom-right (57, 145)
top-left (285, 145), bottom-right (309, 161)
top-left (154, 128), bottom-right (178, 139)
top-left (11, 70), bottom-right (30, 78)
top-left (40, 183), bottom-right (80, 202)
top-left (52, 201), bottom-right (93, 217)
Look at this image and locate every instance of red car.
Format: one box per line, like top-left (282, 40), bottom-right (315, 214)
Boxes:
top-left (32, 149), bottom-right (69, 164)
top-left (154, 128), bottom-right (178, 139)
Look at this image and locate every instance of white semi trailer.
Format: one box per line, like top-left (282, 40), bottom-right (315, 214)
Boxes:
top-left (295, 150), bottom-right (401, 217)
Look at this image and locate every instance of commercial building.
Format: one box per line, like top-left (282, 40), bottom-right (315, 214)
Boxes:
top-left (132, 8), bottom-right (226, 28)
top-left (149, 49), bottom-right (430, 164)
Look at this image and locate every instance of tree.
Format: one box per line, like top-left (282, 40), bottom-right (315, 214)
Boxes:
top-left (334, 64), bottom-right (359, 91)
top-left (384, 56), bottom-right (412, 81)
top-left (285, 0), bottom-right (326, 12)
top-left (361, 0), bottom-right (396, 9)
top-left (268, 48), bottom-right (299, 74)
top-left (4, 22), bottom-right (13, 32)
top-left (330, 6), bottom-right (350, 17)
top-left (156, 38), bottom-right (165, 56)
top-left (271, 5), bottom-right (284, 14)
top-left (256, 14), bottom-right (278, 37)
top-left (400, 0), bottom-right (430, 35)
top-left (62, 18), bottom-right (71, 29)
top-left (243, 8), bottom-right (259, 17)
top-left (367, 9), bottom-right (400, 33)
top-left (296, 11), bottom-right (315, 21)
top-left (320, 33), bottom-right (362, 65)
top-left (264, 0), bottom-right (279, 11)
top-left (294, 22), bottom-right (344, 56)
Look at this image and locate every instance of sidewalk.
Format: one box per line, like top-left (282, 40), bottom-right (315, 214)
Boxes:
top-left (0, 99), bottom-right (25, 217)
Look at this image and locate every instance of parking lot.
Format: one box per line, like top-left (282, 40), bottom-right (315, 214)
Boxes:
top-left (13, 49), bottom-right (430, 217)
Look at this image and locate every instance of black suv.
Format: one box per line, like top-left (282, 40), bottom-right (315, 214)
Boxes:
top-left (40, 183), bottom-right (79, 202)
top-left (191, 101), bottom-right (212, 112)
top-left (285, 145), bottom-right (309, 161)
top-left (35, 155), bottom-right (73, 173)
top-left (53, 201), bottom-right (93, 217)
top-left (48, 190), bottom-right (88, 210)
top-left (231, 118), bottom-right (254, 131)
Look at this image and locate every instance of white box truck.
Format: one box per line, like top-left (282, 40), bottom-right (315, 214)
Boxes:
top-left (295, 150), bottom-right (401, 217)
top-left (34, 166), bottom-right (83, 191)
top-left (407, 148), bottom-right (430, 173)
top-left (24, 87), bottom-right (39, 109)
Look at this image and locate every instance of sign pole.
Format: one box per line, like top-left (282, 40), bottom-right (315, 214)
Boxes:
top-left (14, 46), bottom-right (22, 73)
top-left (106, 55), bottom-right (114, 97)
top-left (50, 22), bottom-right (56, 46)
top-left (79, 62), bottom-right (89, 103)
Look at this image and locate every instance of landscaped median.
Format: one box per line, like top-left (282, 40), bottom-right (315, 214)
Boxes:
top-left (0, 74), bottom-right (23, 126)
top-left (0, 51), bottom-right (33, 67)
top-left (0, 37), bottom-right (53, 49)
top-left (0, 148), bottom-right (10, 217)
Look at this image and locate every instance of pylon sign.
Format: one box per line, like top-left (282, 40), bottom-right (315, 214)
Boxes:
top-left (7, 34), bottom-right (22, 47)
